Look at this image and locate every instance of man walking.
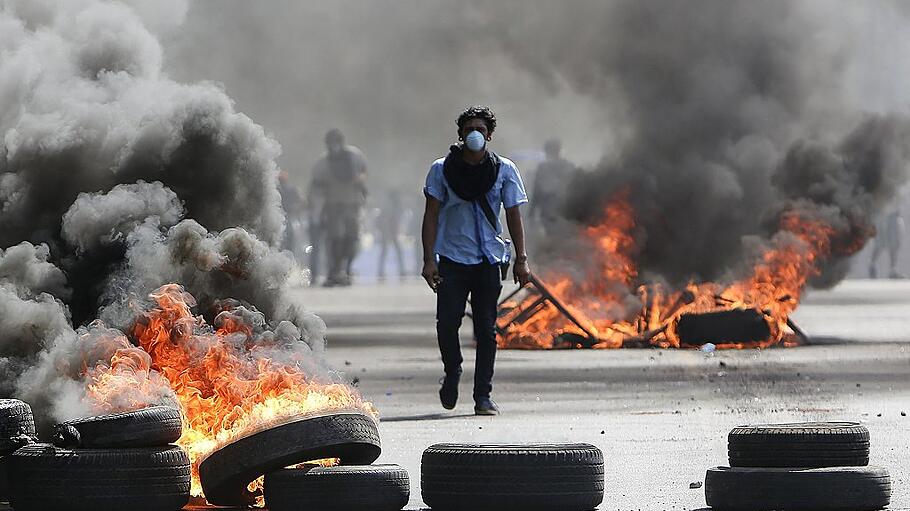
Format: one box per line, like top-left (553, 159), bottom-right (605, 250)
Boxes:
top-left (421, 106), bottom-right (531, 416)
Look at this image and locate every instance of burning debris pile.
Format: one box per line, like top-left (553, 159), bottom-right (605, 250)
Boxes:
top-left (0, 0), bottom-right (372, 502)
top-left (498, 192), bottom-right (836, 349)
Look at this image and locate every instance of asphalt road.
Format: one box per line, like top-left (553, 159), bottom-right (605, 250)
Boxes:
top-left (301, 278), bottom-right (910, 511)
top-left (4, 280), bottom-right (902, 511)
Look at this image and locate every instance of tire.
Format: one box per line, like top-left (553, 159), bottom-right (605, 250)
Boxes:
top-left (728, 422), bottom-right (869, 468)
top-left (53, 405), bottom-right (182, 448)
top-left (705, 466), bottom-right (891, 511)
top-left (421, 443), bottom-right (604, 511)
top-left (0, 456), bottom-right (8, 503)
top-left (265, 464), bottom-right (409, 511)
top-left (199, 411), bottom-right (381, 506)
top-left (0, 399), bottom-right (36, 454)
top-left (8, 443), bottom-right (191, 511)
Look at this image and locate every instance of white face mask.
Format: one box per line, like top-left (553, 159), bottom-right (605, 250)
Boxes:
top-left (464, 130), bottom-right (486, 152)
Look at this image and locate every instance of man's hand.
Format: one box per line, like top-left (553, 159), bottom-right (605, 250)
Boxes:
top-left (513, 259), bottom-right (531, 286)
top-left (422, 260), bottom-right (442, 292)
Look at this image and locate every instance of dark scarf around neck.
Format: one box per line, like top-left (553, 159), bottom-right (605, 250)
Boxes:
top-left (442, 144), bottom-right (500, 201)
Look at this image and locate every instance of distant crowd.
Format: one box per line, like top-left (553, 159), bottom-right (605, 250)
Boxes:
top-left (279, 129), bottom-right (577, 287)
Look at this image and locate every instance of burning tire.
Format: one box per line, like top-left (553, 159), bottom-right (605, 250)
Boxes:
top-left (264, 464), bottom-right (409, 511)
top-left (199, 411), bottom-right (381, 506)
top-left (421, 443), bottom-right (604, 511)
top-left (705, 466), bottom-right (891, 511)
top-left (53, 405), bottom-right (182, 448)
top-left (0, 399), bottom-right (36, 454)
top-left (675, 308), bottom-right (771, 346)
top-left (728, 422), bottom-right (869, 468)
top-left (8, 443), bottom-right (191, 511)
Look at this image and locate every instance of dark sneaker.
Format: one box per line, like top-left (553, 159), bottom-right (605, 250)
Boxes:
top-left (439, 375), bottom-right (459, 410)
top-left (474, 398), bottom-right (499, 416)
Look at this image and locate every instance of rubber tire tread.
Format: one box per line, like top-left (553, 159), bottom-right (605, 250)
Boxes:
top-left (0, 399), bottom-right (36, 454)
top-left (265, 464), bottom-right (409, 511)
top-left (0, 456), bottom-right (8, 503)
top-left (53, 405), bottom-right (182, 448)
top-left (705, 466), bottom-right (890, 511)
top-left (199, 411), bottom-right (381, 506)
top-left (728, 422), bottom-right (869, 467)
top-left (8, 443), bottom-right (191, 511)
top-left (421, 443), bottom-right (604, 511)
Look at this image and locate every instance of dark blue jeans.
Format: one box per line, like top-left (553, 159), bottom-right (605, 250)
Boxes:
top-left (436, 257), bottom-right (502, 401)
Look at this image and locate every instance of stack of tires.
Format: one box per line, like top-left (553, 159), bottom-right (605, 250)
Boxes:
top-left (0, 399), bottom-right (38, 503)
top-left (421, 443), bottom-right (605, 511)
top-left (199, 410), bottom-right (410, 511)
top-left (706, 422), bottom-right (892, 511)
top-left (8, 405), bottom-right (191, 511)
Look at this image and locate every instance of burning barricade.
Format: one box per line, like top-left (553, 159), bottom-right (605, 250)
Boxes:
top-left (496, 191), bottom-right (862, 350)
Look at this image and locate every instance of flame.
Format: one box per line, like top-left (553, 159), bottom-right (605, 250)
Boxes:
top-left (499, 193), bottom-right (854, 350)
top-left (85, 284), bottom-right (375, 502)
top-left (246, 459), bottom-right (339, 507)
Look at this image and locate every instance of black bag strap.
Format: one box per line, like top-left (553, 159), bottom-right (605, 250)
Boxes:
top-left (474, 152), bottom-right (501, 229)
top-left (475, 195), bottom-right (498, 229)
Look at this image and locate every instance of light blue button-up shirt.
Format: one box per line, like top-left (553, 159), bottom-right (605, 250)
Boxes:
top-left (424, 154), bottom-right (528, 265)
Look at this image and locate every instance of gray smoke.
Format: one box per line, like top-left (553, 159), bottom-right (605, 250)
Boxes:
top-left (0, 243), bottom-right (73, 382)
top-left (0, 0), bottom-right (327, 429)
top-left (101, 219), bottom-right (317, 344)
top-left (62, 181), bottom-right (185, 252)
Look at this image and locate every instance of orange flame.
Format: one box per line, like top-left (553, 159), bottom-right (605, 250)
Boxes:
top-left (499, 193), bottom-right (849, 350)
top-left (85, 284), bottom-right (375, 501)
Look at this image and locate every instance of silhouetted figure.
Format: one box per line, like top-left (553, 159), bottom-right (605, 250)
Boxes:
top-left (529, 139), bottom-right (573, 238)
top-left (870, 201), bottom-right (905, 279)
top-left (277, 170), bottom-right (304, 263)
top-left (376, 189), bottom-right (406, 280)
top-left (308, 129), bottom-right (368, 286)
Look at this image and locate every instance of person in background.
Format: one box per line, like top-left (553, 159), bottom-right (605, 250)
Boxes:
top-left (869, 198), bottom-right (905, 279)
top-left (308, 128), bottom-right (368, 287)
top-left (277, 170), bottom-right (304, 263)
top-left (421, 106), bottom-right (531, 416)
top-left (529, 138), bottom-right (574, 239)
top-left (306, 198), bottom-right (323, 284)
top-left (377, 188), bottom-right (407, 281)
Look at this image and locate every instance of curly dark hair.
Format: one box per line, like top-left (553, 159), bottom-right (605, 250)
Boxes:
top-left (456, 105), bottom-right (497, 136)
